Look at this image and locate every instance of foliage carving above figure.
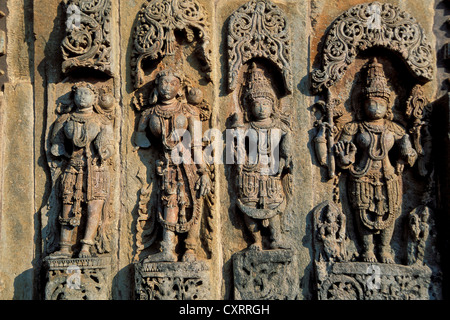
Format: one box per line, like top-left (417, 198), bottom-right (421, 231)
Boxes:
top-left (131, 0), bottom-right (212, 89)
top-left (62, 0), bottom-right (113, 75)
top-left (47, 82), bottom-right (115, 259)
top-left (311, 1), bottom-right (434, 93)
top-left (227, 0), bottom-right (292, 94)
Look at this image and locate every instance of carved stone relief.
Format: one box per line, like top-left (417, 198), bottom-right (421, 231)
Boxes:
top-left (43, 81), bottom-right (116, 300)
top-left (131, 0), bottom-right (212, 89)
top-left (45, 257), bottom-right (111, 300)
top-left (227, 0), bottom-right (297, 300)
top-left (0, 3), bottom-right (6, 83)
top-left (131, 0), bottom-right (214, 300)
top-left (62, 0), bottom-right (113, 75)
top-left (311, 1), bottom-right (434, 93)
top-left (135, 261), bottom-right (210, 300)
top-left (233, 249), bottom-right (298, 300)
top-left (227, 0), bottom-right (292, 94)
top-left (311, 2), bottom-right (442, 300)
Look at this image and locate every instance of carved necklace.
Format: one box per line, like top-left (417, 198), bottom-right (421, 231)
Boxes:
top-left (362, 121), bottom-right (387, 161)
top-left (154, 101), bottom-right (183, 119)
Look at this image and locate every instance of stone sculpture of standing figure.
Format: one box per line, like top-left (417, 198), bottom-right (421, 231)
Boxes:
top-left (334, 58), bottom-right (417, 263)
top-left (232, 63), bottom-right (292, 251)
top-left (135, 69), bottom-right (211, 262)
top-left (49, 82), bottom-right (115, 259)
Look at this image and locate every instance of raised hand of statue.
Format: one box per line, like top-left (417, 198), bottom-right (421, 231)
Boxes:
top-left (334, 141), bottom-right (356, 167)
top-left (195, 173), bottom-right (212, 198)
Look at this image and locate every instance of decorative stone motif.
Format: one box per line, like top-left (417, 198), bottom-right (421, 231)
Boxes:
top-left (317, 262), bottom-right (433, 300)
top-left (44, 256), bottom-right (111, 300)
top-left (227, 0), bottom-right (292, 94)
top-left (135, 261), bottom-right (210, 300)
top-left (311, 2), bottom-right (434, 92)
top-left (131, 0), bottom-right (212, 89)
top-left (232, 249), bottom-right (299, 300)
top-left (62, 0), bottom-right (112, 75)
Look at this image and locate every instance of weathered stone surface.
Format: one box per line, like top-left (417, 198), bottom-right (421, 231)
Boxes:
top-left (135, 261), bottom-right (210, 300)
top-left (44, 256), bottom-right (112, 300)
top-left (233, 249), bottom-right (299, 300)
top-left (0, 0), bottom-right (447, 301)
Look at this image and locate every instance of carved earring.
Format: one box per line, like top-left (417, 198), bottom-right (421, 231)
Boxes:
top-left (149, 88), bottom-right (159, 105)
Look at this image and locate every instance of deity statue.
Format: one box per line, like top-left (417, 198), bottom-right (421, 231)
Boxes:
top-left (232, 63), bottom-right (293, 251)
top-left (334, 58), bottom-right (418, 263)
top-left (135, 69), bottom-right (212, 262)
top-left (48, 82), bottom-right (115, 259)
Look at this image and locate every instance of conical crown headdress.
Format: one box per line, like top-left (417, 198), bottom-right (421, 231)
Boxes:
top-left (364, 58), bottom-right (391, 102)
top-left (245, 63), bottom-right (276, 103)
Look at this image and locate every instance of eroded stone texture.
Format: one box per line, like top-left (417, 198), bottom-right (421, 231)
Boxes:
top-left (44, 256), bottom-right (111, 300)
top-left (233, 249), bottom-right (299, 300)
top-left (135, 261), bottom-right (210, 300)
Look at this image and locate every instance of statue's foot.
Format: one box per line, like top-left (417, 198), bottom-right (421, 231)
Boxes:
top-left (248, 243), bottom-right (262, 251)
top-left (380, 250), bottom-right (395, 264)
top-left (182, 250), bottom-right (197, 262)
top-left (144, 250), bottom-right (177, 263)
top-left (270, 240), bottom-right (289, 250)
top-left (48, 249), bottom-right (72, 260)
top-left (78, 249), bottom-right (91, 258)
top-left (361, 251), bottom-right (377, 263)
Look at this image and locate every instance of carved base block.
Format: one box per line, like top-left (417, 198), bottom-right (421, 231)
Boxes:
top-left (232, 249), bottom-right (299, 300)
top-left (44, 257), bottom-right (111, 300)
top-left (315, 261), bottom-right (434, 300)
top-left (134, 261), bottom-right (211, 300)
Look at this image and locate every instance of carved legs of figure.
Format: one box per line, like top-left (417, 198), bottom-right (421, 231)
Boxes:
top-left (357, 209), bottom-right (395, 263)
top-left (244, 215), bottom-right (262, 250)
top-left (357, 210), bottom-right (377, 263)
top-left (49, 204), bottom-right (75, 259)
top-left (379, 223), bottom-right (395, 264)
top-left (269, 214), bottom-right (287, 249)
top-left (79, 200), bottom-right (104, 258)
top-left (183, 218), bottom-right (200, 262)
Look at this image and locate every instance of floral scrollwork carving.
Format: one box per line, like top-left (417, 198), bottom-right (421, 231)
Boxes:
top-left (62, 0), bottom-right (112, 75)
top-left (131, 0), bottom-right (212, 89)
top-left (311, 2), bottom-right (434, 92)
top-left (227, 0), bottom-right (292, 94)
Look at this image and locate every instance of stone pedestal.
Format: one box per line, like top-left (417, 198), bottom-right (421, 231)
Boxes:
top-left (134, 261), bottom-right (211, 300)
top-left (232, 249), bottom-right (299, 300)
top-left (44, 257), bottom-right (111, 300)
top-left (315, 261), bottom-right (434, 300)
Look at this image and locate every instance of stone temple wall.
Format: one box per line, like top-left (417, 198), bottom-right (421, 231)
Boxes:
top-left (0, 0), bottom-right (448, 301)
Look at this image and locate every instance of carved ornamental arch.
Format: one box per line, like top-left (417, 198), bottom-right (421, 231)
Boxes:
top-left (131, 0), bottom-right (212, 89)
top-left (311, 1), bottom-right (434, 92)
top-left (227, 0), bottom-right (292, 95)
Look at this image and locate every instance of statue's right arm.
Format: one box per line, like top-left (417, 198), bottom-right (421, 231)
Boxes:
top-left (50, 115), bottom-right (68, 158)
top-left (135, 109), bottom-right (152, 148)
